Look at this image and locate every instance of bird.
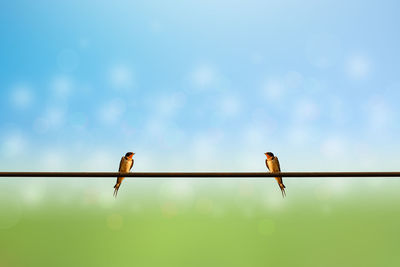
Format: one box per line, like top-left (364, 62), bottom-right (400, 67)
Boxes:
top-left (113, 152), bottom-right (135, 197)
top-left (265, 152), bottom-right (286, 197)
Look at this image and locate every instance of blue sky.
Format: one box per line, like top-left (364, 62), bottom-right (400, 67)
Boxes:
top-left (1, 0), bottom-right (400, 178)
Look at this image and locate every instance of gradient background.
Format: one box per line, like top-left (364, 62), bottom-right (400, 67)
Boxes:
top-left (1, 0), bottom-right (400, 266)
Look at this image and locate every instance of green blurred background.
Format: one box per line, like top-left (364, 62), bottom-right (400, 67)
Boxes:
top-left (1, 178), bottom-right (400, 267)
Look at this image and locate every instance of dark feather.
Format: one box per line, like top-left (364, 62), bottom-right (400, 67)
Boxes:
top-left (265, 159), bottom-right (270, 171)
top-left (118, 157), bottom-right (123, 171)
top-left (276, 157), bottom-right (281, 172)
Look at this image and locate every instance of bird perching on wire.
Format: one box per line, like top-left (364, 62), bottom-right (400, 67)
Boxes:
top-left (113, 152), bottom-right (135, 197)
top-left (265, 152), bottom-right (286, 197)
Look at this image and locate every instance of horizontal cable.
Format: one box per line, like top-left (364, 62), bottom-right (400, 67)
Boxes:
top-left (0, 172), bottom-right (400, 178)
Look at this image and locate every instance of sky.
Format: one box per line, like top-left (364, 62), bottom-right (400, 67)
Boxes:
top-left (1, 0), bottom-right (400, 175)
top-left (3, 3), bottom-right (400, 265)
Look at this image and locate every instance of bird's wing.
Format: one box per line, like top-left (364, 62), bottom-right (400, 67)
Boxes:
top-left (118, 157), bottom-right (124, 171)
top-left (276, 157), bottom-right (281, 172)
top-left (129, 159), bottom-right (134, 171)
top-left (265, 159), bottom-right (270, 171)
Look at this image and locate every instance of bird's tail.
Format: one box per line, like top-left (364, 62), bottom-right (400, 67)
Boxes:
top-left (279, 183), bottom-right (286, 198)
top-left (113, 177), bottom-right (124, 198)
top-left (113, 182), bottom-right (121, 198)
top-left (275, 177), bottom-right (286, 198)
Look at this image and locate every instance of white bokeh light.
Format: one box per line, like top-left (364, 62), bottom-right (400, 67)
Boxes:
top-left (294, 98), bottom-right (319, 121)
top-left (39, 149), bottom-right (67, 171)
top-left (9, 84), bottom-right (34, 109)
top-left (262, 71), bottom-right (303, 103)
top-left (160, 179), bottom-right (194, 202)
top-left (33, 106), bottom-right (66, 133)
top-left (145, 117), bottom-right (167, 137)
top-left (218, 95), bottom-right (241, 117)
top-left (1, 132), bottom-right (28, 157)
top-left (98, 98), bottom-right (126, 124)
top-left (190, 64), bottom-right (217, 89)
top-left (345, 54), bottom-right (371, 80)
top-left (367, 96), bottom-right (393, 130)
top-left (262, 188), bottom-right (286, 212)
top-left (21, 182), bottom-right (45, 207)
top-left (193, 136), bottom-right (218, 158)
top-left (315, 178), bottom-right (350, 199)
top-left (320, 137), bottom-right (346, 158)
top-left (51, 76), bottom-right (73, 98)
top-left (262, 79), bottom-right (285, 101)
top-left (84, 150), bottom-right (116, 171)
top-left (154, 92), bottom-right (186, 117)
top-left (109, 64), bottom-right (135, 91)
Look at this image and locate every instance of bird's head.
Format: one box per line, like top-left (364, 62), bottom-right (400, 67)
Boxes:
top-left (125, 152), bottom-right (135, 158)
top-left (264, 152), bottom-right (274, 159)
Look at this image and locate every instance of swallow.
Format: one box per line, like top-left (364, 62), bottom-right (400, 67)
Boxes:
top-left (265, 152), bottom-right (286, 197)
top-left (113, 152), bottom-right (135, 197)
